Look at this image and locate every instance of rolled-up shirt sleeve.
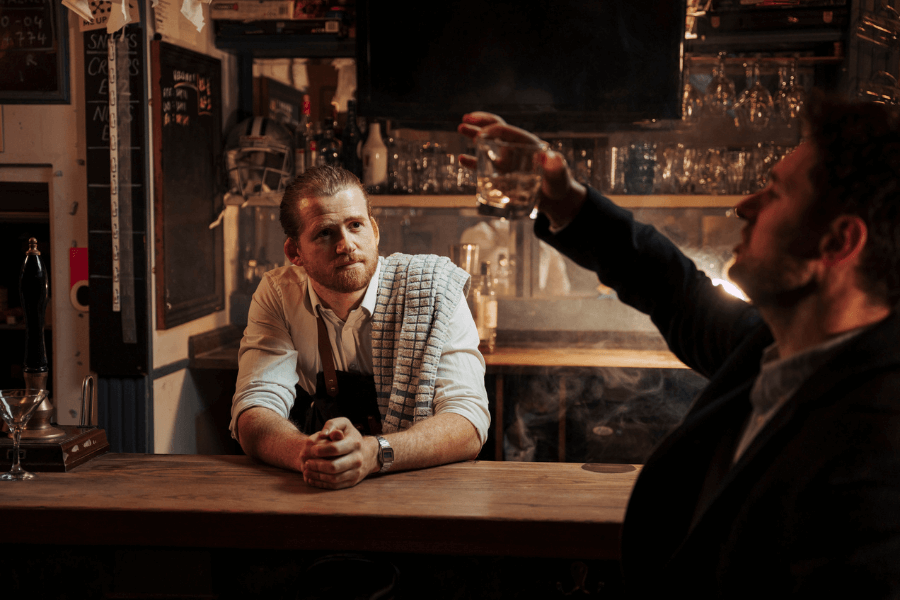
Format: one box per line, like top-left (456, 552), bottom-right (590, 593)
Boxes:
top-left (432, 293), bottom-right (491, 445)
top-left (229, 275), bottom-right (301, 441)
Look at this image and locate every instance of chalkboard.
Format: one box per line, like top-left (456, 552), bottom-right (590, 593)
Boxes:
top-left (0, 0), bottom-right (70, 103)
top-left (150, 41), bottom-right (224, 330)
top-left (83, 26), bottom-right (150, 377)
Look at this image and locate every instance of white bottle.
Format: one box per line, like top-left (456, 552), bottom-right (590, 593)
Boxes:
top-left (362, 121), bottom-right (388, 191)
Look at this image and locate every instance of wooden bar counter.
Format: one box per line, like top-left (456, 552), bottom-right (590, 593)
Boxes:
top-left (2, 453), bottom-right (638, 560)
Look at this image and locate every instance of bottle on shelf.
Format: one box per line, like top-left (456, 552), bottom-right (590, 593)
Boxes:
top-left (294, 93), bottom-right (311, 177)
top-left (362, 120), bottom-right (388, 193)
top-left (340, 99), bottom-right (363, 178)
top-left (494, 252), bottom-right (513, 297)
top-left (316, 119), bottom-right (341, 167)
top-left (308, 121), bottom-right (321, 169)
top-left (473, 261), bottom-right (498, 354)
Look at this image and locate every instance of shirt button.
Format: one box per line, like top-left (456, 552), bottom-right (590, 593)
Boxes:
top-left (350, 363), bottom-right (358, 370)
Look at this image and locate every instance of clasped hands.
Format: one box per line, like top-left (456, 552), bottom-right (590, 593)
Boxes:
top-left (299, 417), bottom-right (379, 490)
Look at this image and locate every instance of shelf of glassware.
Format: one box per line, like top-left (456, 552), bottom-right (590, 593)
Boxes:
top-left (369, 194), bottom-right (742, 210)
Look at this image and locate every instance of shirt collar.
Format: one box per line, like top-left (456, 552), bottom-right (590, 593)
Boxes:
top-left (306, 257), bottom-right (382, 319)
top-left (752, 326), bottom-right (867, 415)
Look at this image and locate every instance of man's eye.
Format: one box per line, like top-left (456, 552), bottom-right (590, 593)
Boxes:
top-left (350, 221), bottom-right (363, 229)
top-left (317, 229), bottom-right (331, 238)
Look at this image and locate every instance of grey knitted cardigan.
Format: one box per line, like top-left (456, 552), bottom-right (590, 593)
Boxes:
top-left (372, 253), bottom-right (471, 433)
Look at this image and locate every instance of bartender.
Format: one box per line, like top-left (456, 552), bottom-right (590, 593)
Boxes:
top-left (229, 165), bottom-right (490, 490)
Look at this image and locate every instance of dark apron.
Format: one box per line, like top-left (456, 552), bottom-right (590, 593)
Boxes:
top-left (288, 313), bottom-right (383, 436)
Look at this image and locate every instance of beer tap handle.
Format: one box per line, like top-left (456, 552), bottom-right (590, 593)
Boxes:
top-left (20, 237), bottom-right (49, 390)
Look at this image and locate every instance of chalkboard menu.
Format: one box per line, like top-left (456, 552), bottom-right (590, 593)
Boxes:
top-left (150, 41), bottom-right (224, 330)
top-left (83, 26), bottom-right (149, 377)
top-left (0, 0), bottom-right (70, 103)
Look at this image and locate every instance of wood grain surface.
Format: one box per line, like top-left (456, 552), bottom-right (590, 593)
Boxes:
top-left (1, 454), bottom-right (638, 559)
top-left (190, 342), bottom-right (687, 372)
top-left (483, 347), bottom-right (688, 369)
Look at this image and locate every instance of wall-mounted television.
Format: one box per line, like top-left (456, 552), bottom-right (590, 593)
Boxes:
top-left (356, 0), bottom-right (685, 132)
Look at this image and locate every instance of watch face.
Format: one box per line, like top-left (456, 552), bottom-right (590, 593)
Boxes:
top-left (377, 436), bottom-right (393, 472)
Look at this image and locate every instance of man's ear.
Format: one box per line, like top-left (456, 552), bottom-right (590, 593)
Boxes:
top-left (284, 237), bottom-right (303, 267)
top-left (820, 215), bottom-right (867, 267)
top-left (371, 215), bottom-right (380, 246)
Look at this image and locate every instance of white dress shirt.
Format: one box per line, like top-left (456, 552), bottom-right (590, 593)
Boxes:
top-left (230, 258), bottom-right (490, 444)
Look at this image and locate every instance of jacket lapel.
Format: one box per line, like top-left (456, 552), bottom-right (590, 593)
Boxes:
top-left (728, 311), bottom-right (900, 471)
top-left (674, 311), bottom-right (900, 555)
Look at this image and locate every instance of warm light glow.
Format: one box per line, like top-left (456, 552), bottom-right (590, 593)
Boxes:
top-left (712, 278), bottom-right (748, 302)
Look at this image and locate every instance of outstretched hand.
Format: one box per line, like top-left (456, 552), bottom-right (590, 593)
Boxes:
top-left (457, 112), bottom-right (587, 229)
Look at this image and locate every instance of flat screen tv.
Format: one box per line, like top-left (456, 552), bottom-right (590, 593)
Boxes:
top-left (356, 0), bottom-right (685, 132)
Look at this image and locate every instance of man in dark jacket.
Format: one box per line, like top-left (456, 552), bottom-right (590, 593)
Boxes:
top-left (459, 93), bottom-right (900, 597)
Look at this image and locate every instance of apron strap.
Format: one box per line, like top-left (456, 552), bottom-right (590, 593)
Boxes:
top-left (316, 313), bottom-right (339, 397)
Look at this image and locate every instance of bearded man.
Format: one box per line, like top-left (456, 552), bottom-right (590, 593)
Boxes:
top-left (459, 92), bottom-right (900, 597)
top-left (230, 165), bottom-right (489, 490)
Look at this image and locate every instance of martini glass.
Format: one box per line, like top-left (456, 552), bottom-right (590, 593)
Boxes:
top-left (0, 389), bottom-right (49, 481)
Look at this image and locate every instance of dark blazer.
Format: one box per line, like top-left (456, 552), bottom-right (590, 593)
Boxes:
top-left (536, 187), bottom-right (900, 598)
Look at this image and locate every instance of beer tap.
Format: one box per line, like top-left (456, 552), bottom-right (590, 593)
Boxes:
top-left (18, 238), bottom-right (64, 439)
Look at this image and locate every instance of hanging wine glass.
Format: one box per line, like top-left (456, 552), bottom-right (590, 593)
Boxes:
top-left (734, 61), bottom-right (773, 130)
top-left (682, 61), bottom-right (704, 122)
top-left (773, 58), bottom-right (804, 127)
top-left (703, 52), bottom-right (736, 118)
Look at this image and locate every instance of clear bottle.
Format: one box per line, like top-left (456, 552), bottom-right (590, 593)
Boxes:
top-left (494, 252), bottom-right (513, 297)
top-left (316, 119), bottom-right (341, 167)
top-left (340, 99), bottom-right (363, 178)
top-left (362, 120), bottom-right (388, 193)
top-left (473, 261), bottom-right (498, 354)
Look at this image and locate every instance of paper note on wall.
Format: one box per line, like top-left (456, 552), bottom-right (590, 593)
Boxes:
top-left (78, 0), bottom-right (140, 33)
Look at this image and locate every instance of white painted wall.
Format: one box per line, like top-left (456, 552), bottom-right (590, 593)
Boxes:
top-left (1, 6), bottom-right (240, 453)
top-left (146, 7), bottom-right (239, 454)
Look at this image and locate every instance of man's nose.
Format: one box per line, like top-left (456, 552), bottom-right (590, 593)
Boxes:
top-left (733, 192), bottom-right (761, 221)
top-left (334, 229), bottom-right (355, 254)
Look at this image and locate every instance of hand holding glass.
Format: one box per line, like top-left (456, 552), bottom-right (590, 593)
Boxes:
top-left (476, 137), bottom-right (547, 219)
top-left (1, 389), bottom-right (48, 481)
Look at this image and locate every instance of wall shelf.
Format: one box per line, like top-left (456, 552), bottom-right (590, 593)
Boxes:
top-left (213, 34), bottom-right (355, 59)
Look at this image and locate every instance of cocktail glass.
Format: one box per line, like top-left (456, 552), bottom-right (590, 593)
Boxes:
top-left (476, 137), bottom-right (548, 219)
top-left (0, 389), bottom-right (49, 481)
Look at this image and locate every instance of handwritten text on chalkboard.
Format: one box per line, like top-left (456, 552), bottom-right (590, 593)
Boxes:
top-left (161, 70), bottom-right (214, 127)
top-left (84, 29), bottom-right (140, 144)
top-left (0, 0), bottom-right (69, 101)
top-left (0, 0), bottom-right (52, 50)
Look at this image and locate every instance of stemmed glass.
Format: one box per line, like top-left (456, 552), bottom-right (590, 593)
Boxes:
top-left (682, 62), bottom-right (704, 123)
top-left (0, 389), bottom-right (49, 481)
top-left (704, 52), bottom-right (736, 118)
top-left (773, 58), bottom-right (804, 127)
top-left (734, 61), bottom-right (773, 130)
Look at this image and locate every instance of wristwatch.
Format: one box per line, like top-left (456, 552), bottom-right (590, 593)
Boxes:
top-left (375, 436), bottom-right (394, 473)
